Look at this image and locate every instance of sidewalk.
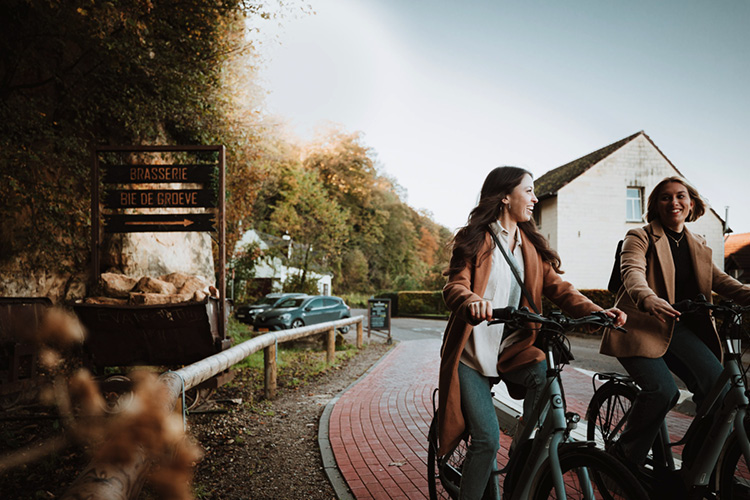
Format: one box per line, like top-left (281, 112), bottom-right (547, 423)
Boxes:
top-left (324, 339), bottom-right (692, 499)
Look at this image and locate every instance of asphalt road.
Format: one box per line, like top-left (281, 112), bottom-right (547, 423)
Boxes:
top-left (352, 308), bottom-right (674, 385)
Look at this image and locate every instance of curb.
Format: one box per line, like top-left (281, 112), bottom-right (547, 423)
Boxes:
top-left (318, 341), bottom-right (400, 500)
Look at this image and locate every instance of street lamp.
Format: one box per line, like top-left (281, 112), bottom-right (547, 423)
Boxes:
top-left (282, 231), bottom-right (292, 260)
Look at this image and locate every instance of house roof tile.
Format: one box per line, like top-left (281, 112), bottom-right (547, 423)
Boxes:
top-left (725, 233), bottom-right (750, 257)
top-left (534, 131), bottom-right (643, 200)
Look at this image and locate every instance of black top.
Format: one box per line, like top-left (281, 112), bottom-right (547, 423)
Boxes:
top-left (663, 226), bottom-right (700, 306)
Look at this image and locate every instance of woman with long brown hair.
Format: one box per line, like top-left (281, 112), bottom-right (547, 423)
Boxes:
top-left (438, 166), bottom-right (626, 499)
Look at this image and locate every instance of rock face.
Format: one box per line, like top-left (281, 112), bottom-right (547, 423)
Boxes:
top-left (0, 268), bottom-right (88, 304)
top-left (82, 271), bottom-right (218, 305)
top-left (0, 231), bottom-right (217, 305)
top-left (102, 232), bottom-right (215, 285)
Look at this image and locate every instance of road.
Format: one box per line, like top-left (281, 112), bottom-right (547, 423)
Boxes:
top-left (352, 308), bottom-right (677, 385)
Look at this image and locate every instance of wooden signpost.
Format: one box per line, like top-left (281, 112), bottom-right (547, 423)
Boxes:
top-left (91, 145), bottom-right (227, 338)
top-left (367, 298), bottom-right (392, 344)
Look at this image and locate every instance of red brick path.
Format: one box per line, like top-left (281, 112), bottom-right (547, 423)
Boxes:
top-left (328, 339), bottom-right (693, 499)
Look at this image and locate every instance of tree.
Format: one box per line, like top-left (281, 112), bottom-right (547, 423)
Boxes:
top-left (0, 0), bottom-right (284, 280)
top-left (257, 161), bottom-right (349, 289)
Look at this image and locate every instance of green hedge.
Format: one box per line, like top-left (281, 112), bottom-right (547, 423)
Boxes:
top-left (375, 288), bottom-right (620, 319)
top-left (541, 289), bottom-right (616, 316)
top-left (398, 291), bottom-right (449, 317)
top-left (374, 292), bottom-right (399, 317)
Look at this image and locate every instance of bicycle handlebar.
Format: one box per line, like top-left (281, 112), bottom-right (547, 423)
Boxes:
top-left (488, 306), bottom-right (627, 333)
top-left (672, 294), bottom-right (750, 315)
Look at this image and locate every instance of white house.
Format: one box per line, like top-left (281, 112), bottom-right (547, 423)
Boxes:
top-left (534, 131), bottom-right (726, 289)
top-left (234, 229), bottom-right (333, 296)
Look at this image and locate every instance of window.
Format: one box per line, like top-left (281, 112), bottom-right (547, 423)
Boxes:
top-left (626, 187), bottom-right (643, 222)
top-left (533, 205), bottom-right (542, 227)
top-left (308, 299), bottom-right (324, 310)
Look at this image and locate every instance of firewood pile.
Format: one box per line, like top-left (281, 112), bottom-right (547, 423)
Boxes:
top-left (81, 272), bottom-right (219, 306)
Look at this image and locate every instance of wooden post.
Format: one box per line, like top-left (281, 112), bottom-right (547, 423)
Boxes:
top-left (264, 343), bottom-right (277, 399)
top-left (356, 320), bottom-right (363, 349)
top-left (326, 328), bottom-right (336, 364)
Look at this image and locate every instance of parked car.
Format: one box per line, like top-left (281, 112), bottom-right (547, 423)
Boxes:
top-left (253, 295), bottom-right (351, 332)
top-left (234, 293), bottom-right (307, 325)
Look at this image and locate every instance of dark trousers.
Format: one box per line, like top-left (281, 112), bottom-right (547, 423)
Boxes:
top-left (616, 321), bottom-right (724, 465)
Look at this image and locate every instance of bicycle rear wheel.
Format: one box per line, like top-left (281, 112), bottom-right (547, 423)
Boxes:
top-left (531, 444), bottom-right (648, 500)
top-left (427, 412), bottom-right (467, 500)
top-left (719, 419), bottom-right (750, 500)
top-left (586, 381), bottom-right (636, 450)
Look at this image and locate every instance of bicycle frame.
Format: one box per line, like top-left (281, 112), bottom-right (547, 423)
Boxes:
top-left (505, 344), bottom-right (592, 499)
top-left (679, 330), bottom-right (750, 487)
top-left (594, 302), bottom-right (750, 493)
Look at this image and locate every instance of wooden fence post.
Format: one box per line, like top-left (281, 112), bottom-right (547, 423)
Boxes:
top-left (356, 320), bottom-right (363, 349)
top-left (264, 342), bottom-right (277, 399)
top-left (326, 328), bottom-right (336, 364)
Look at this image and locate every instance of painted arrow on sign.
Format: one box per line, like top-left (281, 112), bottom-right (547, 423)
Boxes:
top-left (104, 213), bottom-right (215, 233)
top-left (124, 219), bottom-right (195, 227)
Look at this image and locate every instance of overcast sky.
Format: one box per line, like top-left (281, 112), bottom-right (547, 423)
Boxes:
top-left (252, 0), bottom-right (750, 234)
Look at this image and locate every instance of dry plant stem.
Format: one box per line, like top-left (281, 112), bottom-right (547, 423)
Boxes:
top-left (0, 434), bottom-right (71, 473)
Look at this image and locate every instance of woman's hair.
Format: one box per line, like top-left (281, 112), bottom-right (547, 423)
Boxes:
top-left (645, 176), bottom-right (706, 223)
top-left (445, 166), bottom-right (562, 276)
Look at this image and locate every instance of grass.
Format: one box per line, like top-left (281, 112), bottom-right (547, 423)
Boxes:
top-left (225, 318), bottom-right (360, 396)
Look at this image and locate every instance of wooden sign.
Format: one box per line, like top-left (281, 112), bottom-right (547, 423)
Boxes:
top-left (102, 164), bottom-right (215, 184)
top-left (104, 189), bottom-right (216, 209)
top-left (367, 298), bottom-right (392, 344)
top-left (104, 213), bottom-right (216, 233)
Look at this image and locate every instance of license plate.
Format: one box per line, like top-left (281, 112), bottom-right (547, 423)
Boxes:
top-left (258, 327), bottom-right (269, 332)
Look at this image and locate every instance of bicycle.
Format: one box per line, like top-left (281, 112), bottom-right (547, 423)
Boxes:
top-left (426, 306), bottom-right (648, 499)
top-left (586, 294), bottom-right (750, 499)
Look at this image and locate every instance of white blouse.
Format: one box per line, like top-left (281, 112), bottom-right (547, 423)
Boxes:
top-left (460, 221), bottom-right (524, 377)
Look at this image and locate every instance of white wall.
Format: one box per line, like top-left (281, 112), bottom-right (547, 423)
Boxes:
top-left (535, 196), bottom-right (558, 250)
top-left (543, 135), bottom-right (725, 289)
top-left (235, 229), bottom-right (334, 295)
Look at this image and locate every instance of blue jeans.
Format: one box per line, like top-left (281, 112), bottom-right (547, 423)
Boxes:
top-left (457, 360), bottom-right (547, 500)
top-left (616, 321), bottom-right (724, 465)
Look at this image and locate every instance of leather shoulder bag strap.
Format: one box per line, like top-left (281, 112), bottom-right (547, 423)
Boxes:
top-left (487, 227), bottom-right (540, 314)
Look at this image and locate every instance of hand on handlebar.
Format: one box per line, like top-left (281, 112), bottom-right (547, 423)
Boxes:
top-left (643, 295), bottom-right (681, 323)
top-left (601, 307), bottom-right (627, 329)
top-left (468, 300), bottom-right (494, 322)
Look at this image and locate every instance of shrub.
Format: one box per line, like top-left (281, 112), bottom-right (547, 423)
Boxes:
top-left (397, 291), bottom-right (448, 317)
top-left (339, 293), bottom-right (370, 308)
top-left (541, 289), bottom-right (616, 317)
top-left (374, 292), bottom-right (399, 317)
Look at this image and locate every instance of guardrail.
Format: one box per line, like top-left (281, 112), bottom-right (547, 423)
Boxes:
top-left (62, 315), bottom-right (365, 499)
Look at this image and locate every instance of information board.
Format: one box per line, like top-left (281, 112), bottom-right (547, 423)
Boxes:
top-left (367, 298), bottom-right (392, 344)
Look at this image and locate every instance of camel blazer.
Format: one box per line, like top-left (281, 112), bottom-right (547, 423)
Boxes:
top-left (438, 231), bottom-right (600, 455)
top-left (600, 220), bottom-right (750, 360)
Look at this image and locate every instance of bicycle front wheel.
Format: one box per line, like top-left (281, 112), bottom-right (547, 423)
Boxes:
top-left (586, 381), bottom-right (636, 450)
top-left (719, 419), bottom-right (750, 500)
top-left (531, 444), bottom-right (648, 500)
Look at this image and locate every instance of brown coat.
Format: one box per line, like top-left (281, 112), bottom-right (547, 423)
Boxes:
top-left (438, 232), bottom-right (600, 455)
top-left (600, 220), bottom-right (750, 360)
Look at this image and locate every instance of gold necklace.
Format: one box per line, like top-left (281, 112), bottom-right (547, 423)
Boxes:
top-left (666, 231), bottom-right (685, 247)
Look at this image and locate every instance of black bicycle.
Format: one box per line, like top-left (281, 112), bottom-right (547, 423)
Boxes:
top-left (427, 306), bottom-right (648, 499)
top-left (586, 295), bottom-right (750, 499)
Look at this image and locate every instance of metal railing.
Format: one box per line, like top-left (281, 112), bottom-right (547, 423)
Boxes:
top-left (62, 315), bottom-right (365, 499)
